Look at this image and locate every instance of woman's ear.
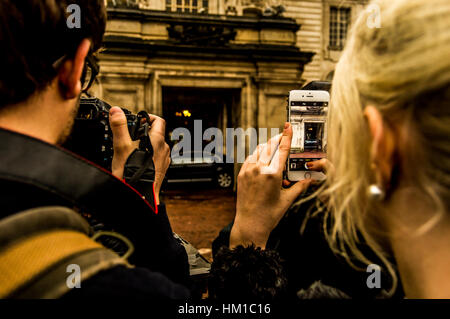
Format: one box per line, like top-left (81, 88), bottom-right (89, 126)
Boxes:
top-left (57, 39), bottom-right (91, 99)
top-left (363, 105), bottom-right (397, 187)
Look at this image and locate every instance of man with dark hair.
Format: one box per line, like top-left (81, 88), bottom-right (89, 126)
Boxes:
top-left (0, 0), bottom-right (190, 299)
top-left (0, 0), bottom-right (106, 110)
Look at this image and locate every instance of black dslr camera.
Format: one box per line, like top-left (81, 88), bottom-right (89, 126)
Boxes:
top-left (63, 97), bottom-right (150, 170)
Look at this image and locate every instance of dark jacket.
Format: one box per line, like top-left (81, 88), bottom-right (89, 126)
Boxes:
top-left (209, 196), bottom-right (404, 300)
top-left (0, 128), bottom-right (190, 299)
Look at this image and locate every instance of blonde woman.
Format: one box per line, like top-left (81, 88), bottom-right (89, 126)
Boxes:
top-left (210, 0), bottom-right (450, 299)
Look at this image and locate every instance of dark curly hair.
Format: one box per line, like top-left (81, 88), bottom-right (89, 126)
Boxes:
top-left (0, 0), bottom-right (106, 109)
top-left (208, 245), bottom-right (288, 301)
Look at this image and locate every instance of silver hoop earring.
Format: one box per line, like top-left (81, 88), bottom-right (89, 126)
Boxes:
top-left (368, 184), bottom-right (385, 201)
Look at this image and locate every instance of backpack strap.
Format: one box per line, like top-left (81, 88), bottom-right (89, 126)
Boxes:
top-left (11, 246), bottom-right (127, 299)
top-left (0, 206), bottom-right (127, 299)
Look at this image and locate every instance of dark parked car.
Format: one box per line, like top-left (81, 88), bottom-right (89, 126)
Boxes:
top-left (166, 151), bottom-right (234, 188)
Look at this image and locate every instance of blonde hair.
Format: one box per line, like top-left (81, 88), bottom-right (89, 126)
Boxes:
top-left (299, 0), bottom-right (450, 295)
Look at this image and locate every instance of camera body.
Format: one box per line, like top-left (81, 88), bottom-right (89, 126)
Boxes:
top-left (63, 97), bottom-right (147, 170)
top-left (287, 90), bottom-right (329, 181)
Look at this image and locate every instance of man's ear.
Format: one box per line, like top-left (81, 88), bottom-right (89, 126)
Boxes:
top-left (363, 105), bottom-right (396, 186)
top-left (58, 39), bottom-right (91, 99)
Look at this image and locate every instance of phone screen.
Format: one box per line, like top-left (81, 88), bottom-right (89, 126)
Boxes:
top-left (289, 101), bottom-right (327, 172)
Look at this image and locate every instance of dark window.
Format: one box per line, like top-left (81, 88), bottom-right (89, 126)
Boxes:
top-left (329, 6), bottom-right (350, 50)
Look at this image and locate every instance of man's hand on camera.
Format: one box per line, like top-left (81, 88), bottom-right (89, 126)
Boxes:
top-left (230, 123), bottom-right (312, 250)
top-left (147, 113), bottom-right (171, 205)
top-left (109, 107), bottom-right (170, 205)
top-left (110, 107), bottom-right (139, 179)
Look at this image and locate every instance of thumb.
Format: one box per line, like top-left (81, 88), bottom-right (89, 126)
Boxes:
top-left (282, 179), bottom-right (313, 202)
top-left (109, 107), bottom-right (132, 151)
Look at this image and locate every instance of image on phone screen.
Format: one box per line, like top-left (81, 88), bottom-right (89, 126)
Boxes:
top-left (289, 101), bottom-right (327, 173)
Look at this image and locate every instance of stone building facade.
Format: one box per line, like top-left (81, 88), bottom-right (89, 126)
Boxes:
top-left (92, 0), bottom-right (368, 151)
top-left (283, 0), bottom-right (368, 81)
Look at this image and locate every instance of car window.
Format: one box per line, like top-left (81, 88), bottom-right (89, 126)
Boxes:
top-left (171, 151), bottom-right (218, 164)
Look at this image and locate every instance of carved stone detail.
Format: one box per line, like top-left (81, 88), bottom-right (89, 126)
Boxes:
top-left (225, 0), bottom-right (284, 17)
top-left (107, 0), bottom-right (151, 9)
top-left (167, 24), bottom-right (237, 46)
top-left (106, 0), bottom-right (285, 17)
top-left (107, 0), bottom-right (138, 8)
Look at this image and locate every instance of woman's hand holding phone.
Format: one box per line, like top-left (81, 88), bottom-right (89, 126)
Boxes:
top-left (230, 122), bottom-right (313, 249)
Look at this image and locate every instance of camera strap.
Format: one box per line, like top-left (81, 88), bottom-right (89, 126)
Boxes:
top-left (123, 148), bottom-right (155, 201)
top-left (122, 110), bottom-right (156, 201)
top-left (0, 128), bottom-right (184, 272)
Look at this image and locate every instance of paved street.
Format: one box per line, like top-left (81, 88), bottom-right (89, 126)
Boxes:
top-left (161, 185), bottom-right (236, 261)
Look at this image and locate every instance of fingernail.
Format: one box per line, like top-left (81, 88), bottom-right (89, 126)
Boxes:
top-left (306, 162), bottom-right (313, 168)
top-left (110, 107), bottom-right (121, 116)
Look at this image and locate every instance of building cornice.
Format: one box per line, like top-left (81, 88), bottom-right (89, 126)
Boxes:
top-left (107, 7), bottom-right (301, 32)
top-left (104, 35), bottom-right (315, 64)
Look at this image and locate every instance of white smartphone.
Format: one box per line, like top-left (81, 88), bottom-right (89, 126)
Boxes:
top-left (287, 90), bottom-right (329, 181)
